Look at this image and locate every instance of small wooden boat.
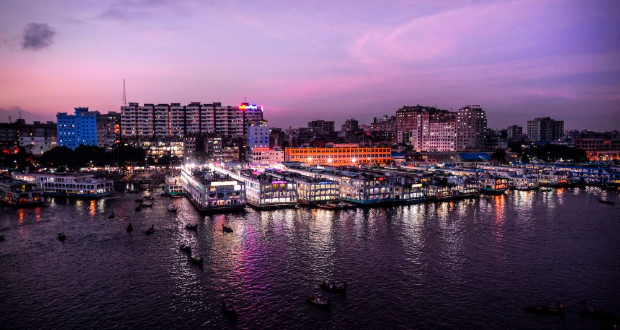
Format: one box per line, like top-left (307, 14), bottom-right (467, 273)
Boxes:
top-left (57, 232), bottom-right (67, 241)
top-left (144, 195), bottom-right (155, 201)
top-left (317, 203), bottom-right (336, 210)
top-left (146, 225), bottom-right (155, 235)
top-left (167, 205), bottom-right (177, 212)
top-left (0, 235), bottom-right (5, 242)
top-left (320, 281), bottom-right (348, 293)
top-left (140, 202), bottom-right (153, 208)
top-left (185, 224), bottom-right (198, 231)
top-left (222, 225), bottom-right (233, 233)
top-left (108, 212), bottom-right (115, 219)
top-left (126, 223), bottom-right (133, 233)
top-left (525, 302), bottom-right (564, 316)
top-left (135, 198), bottom-right (144, 203)
top-left (179, 243), bottom-right (192, 253)
top-left (188, 256), bottom-right (203, 265)
top-left (306, 295), bottom-right (331, 308)
top-left (598, 199), bottom-right (615, 205)
top-left (221, 301), bottom-right (237, 318)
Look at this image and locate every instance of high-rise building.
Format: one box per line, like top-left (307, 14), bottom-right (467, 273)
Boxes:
top-left (247, 120), bottom-right (270, 150)
top-left (57, 107), bottom-right (99, 150)
top-left (341, 118), bottom-right (359, 132)
top-left (455, 105), bottom-right (487, 151)
top-left (527, 117), bottom-right (564, 142)
top-left (19, 121), bottom-right (57, 155)
top-left (409, 110), bottom-right (456, 152)
top-left (308, 120), bottom-right (335, 135)
top-left (97, 112), bottom-right (120, 151)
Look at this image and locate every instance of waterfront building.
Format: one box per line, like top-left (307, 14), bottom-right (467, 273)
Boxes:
top-left (18, 121), bottom-right (57, 155)
top-left (0, 176), bottom-right (44, 207)
top-left (284, 144), bottom-right (392, 167)
top-left (456, 105), bottom-right (487, 151)
top-left (479, 176), bottom-right (509, 194)
top-left (248, 147), bottom-right (284, 165)
top-left (180, 166), bottom-right (246, 212)
top-left (0, 119), bottom-right (23, 154)
top-left (13, 172), bottom-right (114, 198)
top-left (57, 107), bottom-right (99, 150)
top-left (573, 130), bottom-right (620, 161)
top-left (292, 174), bottom-right (340, 205)
top-left (527, 117), bottom-right (564, 142)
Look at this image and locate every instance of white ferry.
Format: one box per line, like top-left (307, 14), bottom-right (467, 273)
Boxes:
top-left (0, 176), bottom-right (44, 207)
top-left (164, 175), bottom-right (184, 197)
top-left (12, 172), bottom-right (114, 198)
top-left (180, 167), bottom-right (246, 212)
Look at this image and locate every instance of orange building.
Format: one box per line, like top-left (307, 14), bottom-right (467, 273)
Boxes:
top-left (285, 145), bottom-right (392, 166)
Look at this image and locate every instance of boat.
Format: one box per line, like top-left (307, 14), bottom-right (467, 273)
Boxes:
top-left (222, 225), bottom-right (233, 233)
top-left (108, 212), bottom-right (115, 219)
top-left (306, 295), bottom-right (331, 308)
top-left (140, 202), bottom-right (153, 208)
top-left (0, 235), bottom-right (5, 242)
top-left (598, 199), bottom-right (615, 205)
top-left (146, 225), bottom-right (155, 235)
top-left (135, 198), bottom-right (144, 203)
top-left (221, 301), bottom-right (237, 318)
top-left (0, 176), bottom-right (45, 208)
top-left (12, 172), bottom-right (114, 198)
top-left (188, 256), bottom-right (203, 265)
top-left (135, 206), bottom-right (142, 212)
top-left (167, 205), bottom-right (177, 212)
top-left (320, 281), bottom-right (348, 293)
top-left (317, 203), bottom-right (336, 210)
top-left (164, 175), bottom-right (184, 197)
top-left (524, 302), bottom-right (565, 316)
top-left (539, 187), bottom-right (553, 192)
top-left (144, 195), bottom-right (155, 201)
top-left (179, 243), bottom-right (192, 253)
top-left (185, 224), bottom-right (198, 231)
top-left (126, 223), bottom-right (133, 233)
top-left (57, 232), bottom-right (66, 241)
top-left (181, 167), bottom-right (246, 213)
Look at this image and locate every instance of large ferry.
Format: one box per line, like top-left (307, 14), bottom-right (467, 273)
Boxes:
top-left (0, 176), bottom-right (44, 207)
top-left (180, 167), bottom-right (246, 212)
top-left (12, 172), bottom-right (114, 198)
top-left (164, 175), bottom-right (184, 197)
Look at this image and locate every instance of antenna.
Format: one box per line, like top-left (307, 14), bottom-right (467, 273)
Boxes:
top-left (122, 79), bottom-right (127, 106)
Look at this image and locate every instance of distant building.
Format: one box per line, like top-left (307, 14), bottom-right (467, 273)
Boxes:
top-left (19, 121), bottom-right (57, 155)
top-left (370, 115), bottom-right (396, 143)
top-left (97, 112), bottom-right (120, 151)
top-left (0, 119), bottom-right (25, 153)
top-left (341, 118), bottom-right (359, 133)
top-left (308, 120), bottom-right (335, 135)
top-left (506, 125), bottom-right (523, 141)
top-left (455, 105), bottom-right (487, 151)
top-left (285, 144), bottom-right (392, 167)
top-left (573, 130), bottom-right (620, 161)
top-left (247, 120), bottom-right (270, 150)
top-left (57, 107), bottom-right (99, 150)
top-left (248, 147), bottom-right (284, 165)
top-left (527, 117), bottom-right (564, 142)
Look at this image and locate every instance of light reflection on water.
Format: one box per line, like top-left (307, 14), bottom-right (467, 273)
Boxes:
top-left (0, 188), bottom-right (619, 330)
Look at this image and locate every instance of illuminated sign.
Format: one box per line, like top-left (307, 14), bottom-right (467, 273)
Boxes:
top-left (239, 104), bottom-right (260, 110)
top-left (272, 181), bottom-right (287, 184)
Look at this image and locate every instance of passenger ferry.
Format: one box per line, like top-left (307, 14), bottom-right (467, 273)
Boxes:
top-left (0, 176), bottom-right (44, 207)
top-left (164, 175), bottom-right (184, 197)
top-left (180, 167), bottom-right (246, 212)
top-left (479, 176), bottom-right (509, 195)
top-left (12, 172), bottom-right (114, 198)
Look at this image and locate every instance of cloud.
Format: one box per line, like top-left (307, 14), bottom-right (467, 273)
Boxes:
top-left (21, 23), bottom-right (56, 50)
top-left (98, 9), bottom-right (134, 22)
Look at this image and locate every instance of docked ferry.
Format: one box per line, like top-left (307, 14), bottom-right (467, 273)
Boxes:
top-left (12, 172), bottom-right (114, 198)
top-left (0, 176), bottom-right (44, 207)
top-left (479, 176), bottom-right (509, 195)
top-left (164, 175), bottom-right (184, 197)
top-left (180, 167), bottom-right (246, 212)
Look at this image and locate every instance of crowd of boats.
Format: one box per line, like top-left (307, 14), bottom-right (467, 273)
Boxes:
top-left (1, 162), bottom-right (618, 210)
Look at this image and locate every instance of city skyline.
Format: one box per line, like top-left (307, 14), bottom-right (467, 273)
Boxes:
top-left (1, 0), bottom-right (619, 130)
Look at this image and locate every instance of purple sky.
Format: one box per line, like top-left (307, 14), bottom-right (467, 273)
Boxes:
top-left (1, 0), bottom-right (619, 130)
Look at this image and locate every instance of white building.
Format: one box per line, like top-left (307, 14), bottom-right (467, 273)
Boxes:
top-left (19, 121), bottom-right (57, 155)
top-left (248, 148), bottom-right (284, 165)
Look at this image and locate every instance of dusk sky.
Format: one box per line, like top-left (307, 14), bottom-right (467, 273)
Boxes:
top-left (1, 0), bottom-right (619, 130)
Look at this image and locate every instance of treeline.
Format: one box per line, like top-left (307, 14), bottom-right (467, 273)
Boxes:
top-left (2, 144), bottom-right (181, 171)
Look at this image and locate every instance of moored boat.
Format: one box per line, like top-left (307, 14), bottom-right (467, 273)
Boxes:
top-left (167, 205), bottom-right (177, 212)
top-left (188, 256), bottom-right (203, 265)
top-left (146, 225), bottom-right (155, 235)
top-left (57, 232), bottom-right (66, 241)
top-left (179, 243), bottom-right (192, 253)
top-left (320, 281), bottom-right (348, 293)
top-left (222, 225), bottom-right (233, 233)
top-left (598, 199), bottom-right (615, 205)
top-left (306, 295), bottom-right (331, 308)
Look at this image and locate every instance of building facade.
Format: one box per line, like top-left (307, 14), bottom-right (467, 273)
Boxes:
top-left (57, 107), bottom-right (99, 150)
top-left (285, 144), bottom-right (392, 166)
top-left (247, 120), bottom-right (270, 150)
top-left (308, 120), bottom-right (335, 135)
top-left (19, 121), bottom-right (57, 155)
top-left (97, 112), bottom-right (120, 151)
top-left (527, 117), bottom-right (564, 142)
top-left (455, 105), bottom-right (487, 151)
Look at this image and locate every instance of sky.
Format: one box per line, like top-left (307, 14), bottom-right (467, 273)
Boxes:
top-left (0, 0), bottom-right (619, 130)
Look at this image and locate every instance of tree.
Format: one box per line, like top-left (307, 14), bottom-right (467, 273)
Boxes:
top-left (491, 149), bottom-right (507, 164)
top-left (38, 146), bottom-right (75, 168)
